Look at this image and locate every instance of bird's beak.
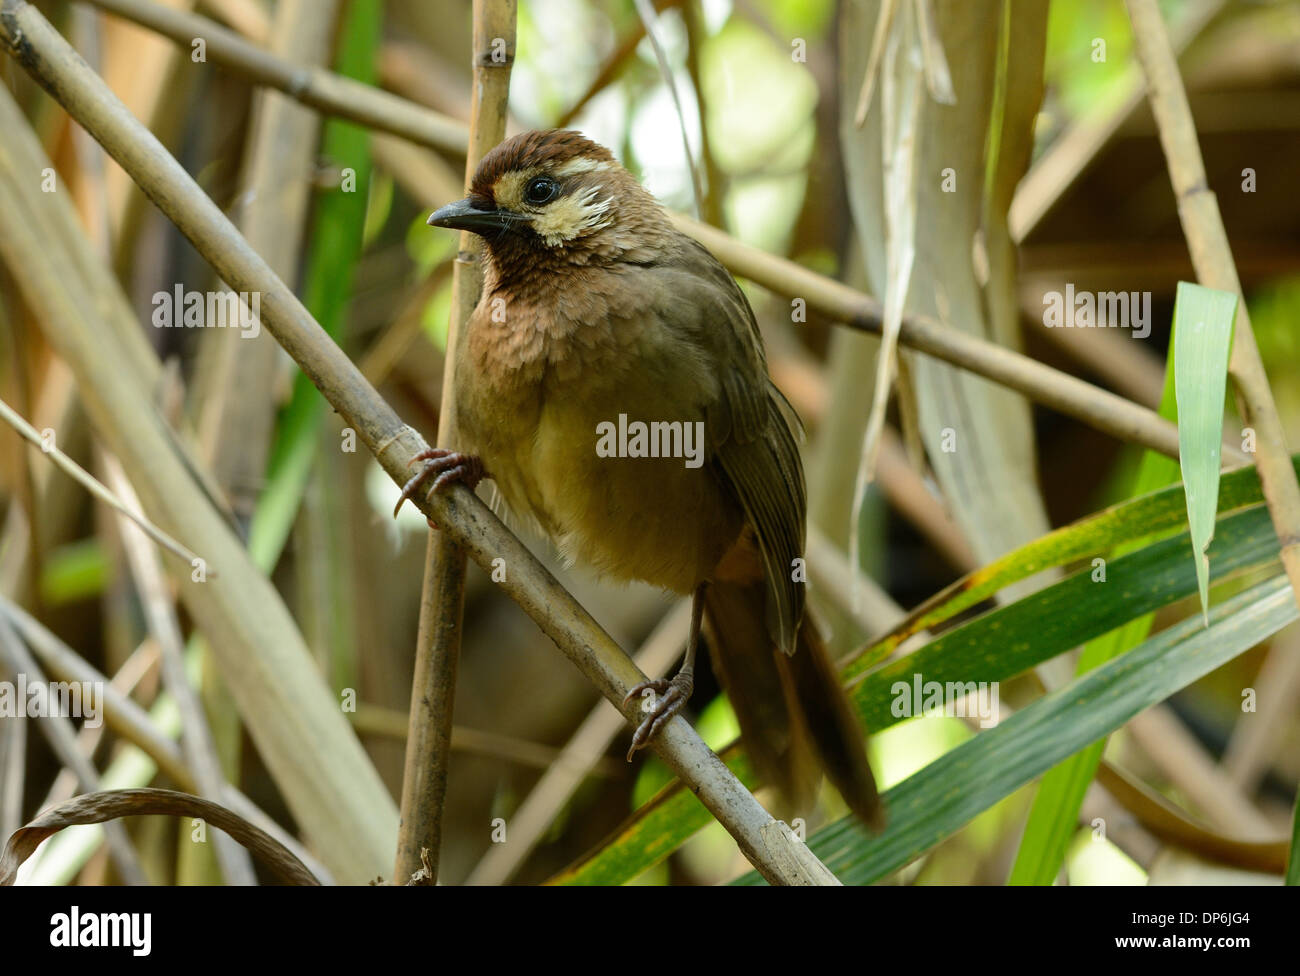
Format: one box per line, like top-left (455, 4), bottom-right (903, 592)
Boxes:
top-left (427, 197), bottom-right (523, 234)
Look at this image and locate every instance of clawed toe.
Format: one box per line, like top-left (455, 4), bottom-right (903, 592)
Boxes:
top-left (624, 671), bottom-right (693, 760)
top-left (392, 449), bottom-right (487, 518)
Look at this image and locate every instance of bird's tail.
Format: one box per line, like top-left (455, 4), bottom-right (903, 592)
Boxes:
top-left (703, 580), bottom-right (884, 830)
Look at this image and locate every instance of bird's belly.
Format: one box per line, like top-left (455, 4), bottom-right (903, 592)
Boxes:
top-left (540, 402), bottom-right (742, 592)
top-left (467, 373), bottom-right (741, 593)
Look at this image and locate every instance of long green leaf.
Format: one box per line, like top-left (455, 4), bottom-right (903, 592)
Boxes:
top-left (1173, 281), bottom-right (1239, 622)
top-left (843, 457), bottom-right (1290, 679)
top-left (848, 504), bottom-right (1278, 726)
top-left (734, 575), bottom-right (1297, 885)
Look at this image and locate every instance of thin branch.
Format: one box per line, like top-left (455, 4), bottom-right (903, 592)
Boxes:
top-left (103, 455), bottom-right (257, 885)
top-left (554, 1), bottom-right (685, 128)
top-left (674, 214), bottom-right (1246, 466)
top-left (351, 704), bottom-right (623, 776)
top-left (1009, 0), bottom-right (1230, 241)
top-left (0, 396), bottom-right (207, 567)
top-left (633, 0), bottom-right (703, 216)
top-left (1126, 0), bottom-right (1300, 603)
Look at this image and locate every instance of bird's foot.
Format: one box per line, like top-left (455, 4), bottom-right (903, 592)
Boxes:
top-left (623, 669), bottom-right (694, 760)
top-left (392, 449), bottom-right (487, 523)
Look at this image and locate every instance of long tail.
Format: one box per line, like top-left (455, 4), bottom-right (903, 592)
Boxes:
top-left (703, 580), bottom-right (884, 830)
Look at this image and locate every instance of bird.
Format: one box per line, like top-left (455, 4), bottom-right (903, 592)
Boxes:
top-left (398, 128), bottom-right (882, 828)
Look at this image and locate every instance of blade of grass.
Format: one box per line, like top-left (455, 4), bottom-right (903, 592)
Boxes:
top-left (845, 457), bottom-right (1295, 678)
top-left (1173, 281), bottom-right (1239, 623)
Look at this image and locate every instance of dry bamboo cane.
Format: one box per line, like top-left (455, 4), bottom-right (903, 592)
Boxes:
top-left (393, 0), bottom-right (518, 888)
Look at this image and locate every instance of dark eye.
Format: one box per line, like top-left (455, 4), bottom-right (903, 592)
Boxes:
top-left (524, 176), bottom-right (559, 205)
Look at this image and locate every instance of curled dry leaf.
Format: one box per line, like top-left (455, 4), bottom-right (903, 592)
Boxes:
top-left (0, 788), bottom-right (321, 886)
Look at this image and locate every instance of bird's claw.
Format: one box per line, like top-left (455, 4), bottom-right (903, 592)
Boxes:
top-left (623, 670), bottom-right (694, 760)
top-left (392, 449), bottom-right (486, 521)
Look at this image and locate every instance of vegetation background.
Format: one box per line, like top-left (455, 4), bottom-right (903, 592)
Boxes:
top-left (1, 0), bottom-right (1298, 886)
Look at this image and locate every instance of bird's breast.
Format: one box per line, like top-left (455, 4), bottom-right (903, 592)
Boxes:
top-left (455, 284), bottom-right (743, 592)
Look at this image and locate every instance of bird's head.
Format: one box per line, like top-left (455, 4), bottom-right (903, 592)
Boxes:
top-left (427, 129), bottom-right (667, 269)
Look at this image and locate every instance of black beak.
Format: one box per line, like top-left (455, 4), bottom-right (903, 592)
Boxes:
top-left (426, 197), bottom-right (524, 234)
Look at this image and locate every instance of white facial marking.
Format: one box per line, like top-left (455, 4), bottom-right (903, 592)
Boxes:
top-left (530, 185), bottom-right (614, 245)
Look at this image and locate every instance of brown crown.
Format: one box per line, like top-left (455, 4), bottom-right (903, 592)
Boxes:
top-left (469, 129), bottom-right (617, 206)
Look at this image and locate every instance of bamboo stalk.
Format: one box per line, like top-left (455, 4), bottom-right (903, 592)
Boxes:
top-left (1125, 0), bottom-right (1300, 604)
top-left (78, 0), bottom-right (1213, 465)
top-left (393, 0), bottom-right (517, 888)
top-left (194, 0), bottom-right (342, 523)
top-left (0, 0), bottom-right (831, 886)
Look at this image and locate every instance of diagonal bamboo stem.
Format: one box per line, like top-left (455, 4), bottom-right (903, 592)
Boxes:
top-left (1125, 0), bottom-right (1300, 605)
top-left (0, 0), bottom-right (831, 886)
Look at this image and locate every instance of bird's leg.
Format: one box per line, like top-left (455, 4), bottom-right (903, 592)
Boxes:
top-left (392, 449), bottom-right (487, 521)
top-left (623, 582), bottom-right (707, 759)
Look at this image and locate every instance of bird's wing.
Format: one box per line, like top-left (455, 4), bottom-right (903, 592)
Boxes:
top-left (652, 236), bottom-right (807, 654)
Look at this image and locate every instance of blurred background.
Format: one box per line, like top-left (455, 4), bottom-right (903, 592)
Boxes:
top-left (1, 0), bottom-right (1298, 885)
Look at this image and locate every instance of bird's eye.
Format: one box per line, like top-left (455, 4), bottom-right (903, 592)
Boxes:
top-left (524, 176), bottom-right (559, 206)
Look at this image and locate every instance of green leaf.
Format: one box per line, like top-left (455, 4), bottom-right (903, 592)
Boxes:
top-left (848, 503), bottom-right (1279, 730)
top-left (733, 574), bottom-right (1297, 885)
top-left (842, 457), bottom-right (1286, 680)
top-left (1172, 280), bottom-right (1238, 623)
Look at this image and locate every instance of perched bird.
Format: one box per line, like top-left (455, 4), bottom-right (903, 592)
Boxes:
top-left (400, 128), bottom-right (882, 828)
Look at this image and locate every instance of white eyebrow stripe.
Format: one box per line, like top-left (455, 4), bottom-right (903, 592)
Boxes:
top-left (554, 157), bottom-right (610, 176)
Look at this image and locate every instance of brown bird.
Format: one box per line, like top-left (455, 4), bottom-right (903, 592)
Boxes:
top-left (400, 129), bottom-right (882, 828)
